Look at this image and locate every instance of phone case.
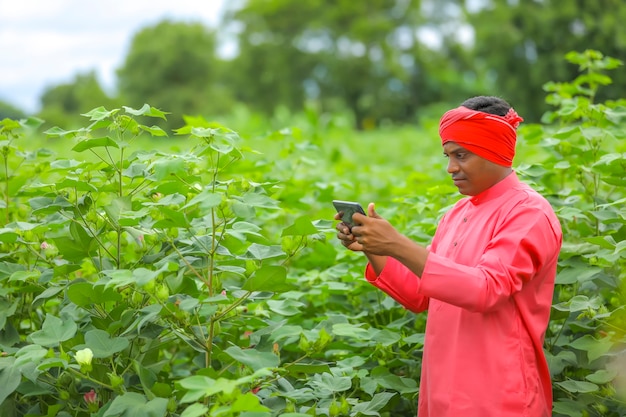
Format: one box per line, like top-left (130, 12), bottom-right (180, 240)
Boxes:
top-left (332, 200), bottom-right (365, 227)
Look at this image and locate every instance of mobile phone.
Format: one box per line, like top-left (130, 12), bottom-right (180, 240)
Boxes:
top-left (332, 200), bottom-right (366, 230)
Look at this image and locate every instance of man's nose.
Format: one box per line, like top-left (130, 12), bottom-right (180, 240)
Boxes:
top-left (447, 158), bottom-right (459, 173)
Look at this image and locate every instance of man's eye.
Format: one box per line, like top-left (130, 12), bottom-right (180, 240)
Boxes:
top-left (456, 153), bottom-right (466, 159)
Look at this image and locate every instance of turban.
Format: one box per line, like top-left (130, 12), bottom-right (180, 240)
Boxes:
top-left (438, 106), bottom-right (524, 167)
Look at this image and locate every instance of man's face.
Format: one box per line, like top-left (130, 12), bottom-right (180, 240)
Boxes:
top-left (443, 142), bottom-right (510, 196)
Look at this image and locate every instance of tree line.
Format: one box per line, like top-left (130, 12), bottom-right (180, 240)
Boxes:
top-left (3, 0), bottom-right (626, 129)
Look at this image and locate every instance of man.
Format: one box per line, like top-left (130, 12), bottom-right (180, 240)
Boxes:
top-left (335, 96), bottom-right (562, 416)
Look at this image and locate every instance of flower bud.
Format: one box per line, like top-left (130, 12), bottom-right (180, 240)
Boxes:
top-left (75, 348), bottom-right (94, 373)
top-left (84, 389), bottom-right (99, 412)
top-left (75, 348), bottom-right (93, 366)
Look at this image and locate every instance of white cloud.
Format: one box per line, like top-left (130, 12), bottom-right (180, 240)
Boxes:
top-left (0, 0), bottom-right (226, 113)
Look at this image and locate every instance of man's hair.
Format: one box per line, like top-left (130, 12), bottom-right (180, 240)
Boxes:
top-left (461, 96), bottom-right (511, 117)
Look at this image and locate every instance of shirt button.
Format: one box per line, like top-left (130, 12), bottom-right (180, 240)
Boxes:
top-left (454, 242), bottom-right (457, 246)
top-left (463, 218), bottom-right (467, 222)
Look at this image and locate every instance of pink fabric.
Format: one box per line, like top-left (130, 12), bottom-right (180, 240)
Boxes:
top-left (365, 172), bottom-right (562, 417)
top-left (439, 106), bottom-right (524, 167)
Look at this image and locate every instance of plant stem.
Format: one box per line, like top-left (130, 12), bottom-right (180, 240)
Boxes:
top-left (3, 151), bottom-right (9, 224)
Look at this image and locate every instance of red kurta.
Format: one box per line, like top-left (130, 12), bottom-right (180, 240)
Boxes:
top-left (365, 172), bottom-right (562, 417)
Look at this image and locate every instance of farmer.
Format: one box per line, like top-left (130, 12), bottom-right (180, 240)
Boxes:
top-left (335, 96), bottom-right (562, 417)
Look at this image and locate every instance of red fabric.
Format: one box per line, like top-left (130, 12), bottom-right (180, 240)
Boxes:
top-left (365, 172), bottom-right (562, 417)
top-left (439, 106), bottom-right (523, 167)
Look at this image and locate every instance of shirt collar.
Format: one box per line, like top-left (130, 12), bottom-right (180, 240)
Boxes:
top-left (469, 171), bottom-right (519, 205)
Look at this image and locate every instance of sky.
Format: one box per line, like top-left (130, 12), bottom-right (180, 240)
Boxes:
top-left (0, 0), bottom-right (227, 114)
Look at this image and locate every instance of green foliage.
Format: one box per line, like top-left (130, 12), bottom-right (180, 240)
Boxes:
top-left (516, 50), bottom-right (626, 416)
top-left (0, 101), bottom-right (423, 416)
top-left (224, 0), bottom-right (485, 128)
top-left (466, 0), bottom-right (626, 121)
top-left (3, 50), bottom-right (626, 417)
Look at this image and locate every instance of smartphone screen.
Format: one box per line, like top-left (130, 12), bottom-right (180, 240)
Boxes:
top-left (332, 200), bottom-right (366, 229)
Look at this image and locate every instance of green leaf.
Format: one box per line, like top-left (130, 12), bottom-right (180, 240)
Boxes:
top-left (266, 299), bottom-right (306, 316)
top-left (223, 346), bottom-right (280, 371)
top-left (351, 392), bottom-right (397, 416)
top-left (332, 323), bottom-right (372, 339)
top-left (268, 325), bottom-right (303, 344)
top-left (150, 158), bottom-right (187, 181)
top-left (371, 329), bottom-right (402, 346)
top-left (585, 369), bottom-right (617, 384)
top-left (555, 379), bottom-right (599, 393)
top-left (37, 357), bottom-right (69, 372)
top-left (546, 350), bottom-right (577, 376)
top-left (0, 357), bottom-right (21, 405)
top-left (153, 206), bottom-right (190, 228)
top-left (121, 304), bottom-right (162, 336)
top-left (553, 295), bottom-right (602, 313)
top-left (44, 126), bottom-right (86, 139)
top-left (189, 127), bottom-right (219, 138)
top-left (230, 392), bottom-right (270, 412)
top-left (182, 190), bottom-right (222, 210)
top-left (140, 125), bottom-right (168, 137)
top-left (29, 314), bottom-right (77, 347)
top-left (14, 345), bottom-right (48, 369)
top-left (370, 367), bottom-right (418, 394)
top-left (29, 195), bottom-right (73, 214)
top-left (0, 299), bottom-right (18, 329)
top-left (123, 104), bottom-right (168, 119)
top-left (180, 403), bottom-right (209, 417)
top-left (555, 266), bottom-right (602, 285)
top-left (103, 392), bottom-right (168, 417)
top-left (101, 268), bottom-right (162, 289)
top-left (238, 192), bottom-right (280, 209)
top-left (552, 399), bottom-right (584, 417)
top-left (33, 286), bottom-right (63, 303)
top-left (242, 265), bottom-right (291, 292)
top-left (584, 236), bottom-right (616, 250)
top-left (143, 193), bottom-right (186, 207)
top-left (307, 373), bottom-right (352, 396)
top-left (67, 282), bottom-right (122, 307)
top-left (55, 178), bottom-right (99, 192)
top-left (239, 243), bottom-right (285, 260)
top-left (81, 106), bottom-right (119, 121)
top-left (281, 216), bottom-right (319, 236)
top-left (179, 369), bottom-right (272, 403)
top-left (124, 162), bottom-right (149, 179)
top-left (8, 270), bottom-right (40, 282)
top-left (72, 137), bottom-right (119, 152)
top-left (80, 329), bottom-right (130, 357)
top-left (103, 196), bottom-right (132, 226)
top-left (568, 335), bottom-right (614, 362)
top-left (0, 228), bottom-right (18, 243)
top-left (285, 362), bottom-right (332, 376)
top-left (403, 333), bottom-right (425, 345)
top-left (53, 236), bottom-right (92, 262)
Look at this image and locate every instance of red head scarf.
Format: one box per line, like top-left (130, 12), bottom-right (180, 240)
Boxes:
top-left (438, 106), bottom-right (524, 167)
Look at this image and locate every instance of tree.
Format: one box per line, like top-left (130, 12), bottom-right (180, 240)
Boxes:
top-left (464, 0), bottom-right (626, 121)
top-left (0, 100), bottom-right (26, 120)
top-left (37, 71), bottom-right (117, 128)
top-left (223, 0), bottom-right (479, 128)
top-left (116, 20), bottom-right (225, 128)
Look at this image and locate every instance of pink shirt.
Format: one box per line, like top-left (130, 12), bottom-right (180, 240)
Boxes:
top-left (365, 172), bottom-right (562, 417)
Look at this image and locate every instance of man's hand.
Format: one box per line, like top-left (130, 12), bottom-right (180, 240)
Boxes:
top-left (349, 203), bottom-right (402, 257)
top-left (335, 211), bottom-right (364, 251)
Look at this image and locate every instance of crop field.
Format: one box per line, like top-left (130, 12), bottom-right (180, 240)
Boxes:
top-left (0, 51), bottom-right (625, 417)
